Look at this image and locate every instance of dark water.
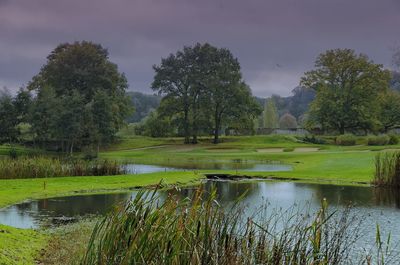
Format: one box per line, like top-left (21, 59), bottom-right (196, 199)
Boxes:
top-left (1, 181), bottom-right (400, 242)
top-left (124, 163), bottom-right (292, 174)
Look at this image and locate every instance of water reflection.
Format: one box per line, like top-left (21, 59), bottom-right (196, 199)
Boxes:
top-left (1, 181), bottom-right (400, 231)
top-left (124, 163), bottom-right (292, 174)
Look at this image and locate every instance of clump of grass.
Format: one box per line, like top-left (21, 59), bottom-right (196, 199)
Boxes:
top-left (373, 151), bottom-right (400, 187)
top-left (335, 134), bottom-right (356, 146)
top-left (367, 135), bottom-right (390, 146)
top-left (0, 157), bottom-right (125, 179)
top-left (81, 187), bottom-right (378, 265)
top-left (38, 219), bottom-right (97, 265)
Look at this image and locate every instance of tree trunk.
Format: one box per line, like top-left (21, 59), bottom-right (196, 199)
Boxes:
top-left (213, 115), bottom-right (221, 144)
top-left (70, 141), bottom-right (74, 156)
top-left (183, 109), bottom-right (190, 144)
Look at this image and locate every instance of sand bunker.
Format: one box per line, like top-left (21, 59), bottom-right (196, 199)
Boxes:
top-left (257, 148), bottom-right (284, 153)
top-left (207, 148), bottom-right (241, 152)
top-left (293, 147), bottom-right (319, 152)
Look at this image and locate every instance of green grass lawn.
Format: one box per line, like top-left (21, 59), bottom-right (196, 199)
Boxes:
top-left (0, 172), bottom-right (201, 209)
top-left (100, 135), bottom-right (384, 184)
top-left (0, 224), bottom-right (47, 265)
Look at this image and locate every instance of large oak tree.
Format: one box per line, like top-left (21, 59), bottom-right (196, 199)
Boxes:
top-left (152, 43), bottom-right (261, 144)
top-left (301, 49), bottom-right (390, 134)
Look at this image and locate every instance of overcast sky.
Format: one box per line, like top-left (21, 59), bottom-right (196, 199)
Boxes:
top-left (1, 0), bottom-right (399, 97)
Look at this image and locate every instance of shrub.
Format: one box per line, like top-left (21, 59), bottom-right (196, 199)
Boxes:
top-left (335, 134), bottom-right (356, 146)
top-left (388, 134), bottom-right (399, 145)
top-left (301, 135), bottom-right (326, 144)
top-left (367, 135), bottom-right (390, 146)
top-left (8, 147), bottom-right (18, 159)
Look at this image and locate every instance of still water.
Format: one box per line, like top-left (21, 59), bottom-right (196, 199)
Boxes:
top-left (1, 181), bottom-right (400, 248)
top-left (124, 163), bottom-right (293, 174)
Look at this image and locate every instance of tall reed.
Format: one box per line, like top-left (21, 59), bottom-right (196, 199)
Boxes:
top-left (81, 187), bottom-right (384, 265)
top-left (0, 157), bottom-right (125, 179)
top-left (373, 151), bottom-right (400, 187)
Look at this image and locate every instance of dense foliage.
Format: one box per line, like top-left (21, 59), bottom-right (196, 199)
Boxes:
top-left (301, 49), bottom-right (391, 134)
top-left (0, 41), bottom-right (132, 154)
top-left (151, 43), bottom-right (261, 144)
top-left (125, 91), bottom-right (161, 123)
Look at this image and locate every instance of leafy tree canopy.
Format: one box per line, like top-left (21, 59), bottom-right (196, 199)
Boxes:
top-left (301, 49), bottom-right (391, 134)
top-left (27, 41), bottom-right (132, 153)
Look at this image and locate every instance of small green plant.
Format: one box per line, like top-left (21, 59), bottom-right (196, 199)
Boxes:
top-left (335, 134), bottom-right (356, 146)
top-left (367, 135), bottom-right (390, 146)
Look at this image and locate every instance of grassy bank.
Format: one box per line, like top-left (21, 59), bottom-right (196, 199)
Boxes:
top-left (0, 172), bottom-right (201, 209)
top-left (0, 224), bottom-right (47, 265)
top-left (0, 172), bottom-right (201, 264)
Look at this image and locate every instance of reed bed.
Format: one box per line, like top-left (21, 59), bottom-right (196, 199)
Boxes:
top-left (0, 157), bottom-right (125, 179)
top-left (373, 151), bottom-right (400, 187)
top-left (81, 187), bottom-right (391, 265)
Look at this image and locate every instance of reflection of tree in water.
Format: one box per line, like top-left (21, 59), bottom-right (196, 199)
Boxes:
top-left (301, 184), bottom-right (374, 207)
top-left (373, 188), bottom-right (400, 209)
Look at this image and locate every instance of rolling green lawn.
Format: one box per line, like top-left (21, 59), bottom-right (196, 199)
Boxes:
top-left (1, 134), bottom-right (399, 264)
top-left (100, 135), bottom-right (384, 184)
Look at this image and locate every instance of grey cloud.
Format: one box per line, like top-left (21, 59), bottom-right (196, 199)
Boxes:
top-left (0, 0), bottom-right (399, 96)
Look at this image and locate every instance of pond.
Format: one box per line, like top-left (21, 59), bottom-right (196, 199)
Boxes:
top-left (124, 162), bottom-right (293, 174)
top-left (1, 180), bottom-right (400, 253)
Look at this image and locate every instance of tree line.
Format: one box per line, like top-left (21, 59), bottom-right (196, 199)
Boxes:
top-left (1, 41), bottom-right (400, 153)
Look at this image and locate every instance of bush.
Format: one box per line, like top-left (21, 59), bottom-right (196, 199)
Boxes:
top-left (301, 135), bottom-right (326, 144)
top-left (335, 134), bottom-right (356, 146)
top-left (367, 135), bottom-right (390, 146)
top-left (389, 134), bottom-right (399, 145)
